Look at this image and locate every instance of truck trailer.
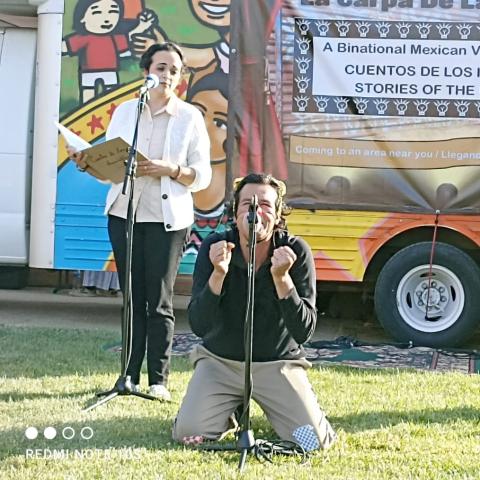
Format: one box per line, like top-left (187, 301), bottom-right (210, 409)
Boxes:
top-left (2, 0), bottom-right (480, 347)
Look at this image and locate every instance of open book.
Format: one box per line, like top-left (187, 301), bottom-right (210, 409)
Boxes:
top-left (56, 122), bottom-right (149, 183)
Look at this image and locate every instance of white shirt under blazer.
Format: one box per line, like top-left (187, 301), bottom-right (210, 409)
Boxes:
top-left (104, 95), bottom-right (211, 231)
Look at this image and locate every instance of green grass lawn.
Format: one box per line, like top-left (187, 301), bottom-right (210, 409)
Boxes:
top-left (0, 325), bottom-right (479, 480)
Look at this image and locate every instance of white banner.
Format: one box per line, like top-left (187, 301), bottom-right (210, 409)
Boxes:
top-left (312, 37), bottom-right (480, 101)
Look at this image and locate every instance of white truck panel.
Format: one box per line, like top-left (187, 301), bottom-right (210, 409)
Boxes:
top-left (0, 27), bottom-right (36, 264)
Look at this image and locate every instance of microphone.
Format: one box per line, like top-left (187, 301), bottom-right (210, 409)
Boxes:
top-left (247, 195), bottom-right (259, 225)
top-left (139, 74), bottom-right (160, 94)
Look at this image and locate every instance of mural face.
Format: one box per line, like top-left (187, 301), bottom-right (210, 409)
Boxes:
top-left (190, 87), bottom-right (227, 213)
top-left (80, 0), bottom-right (121, 34)
top-left (189, 0), bottom-right (231, 29)
top-left (191, 90), bottom-right (227, 163)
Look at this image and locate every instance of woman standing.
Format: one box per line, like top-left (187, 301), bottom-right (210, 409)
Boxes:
top-left (71, 42), bottom-right (211, 400)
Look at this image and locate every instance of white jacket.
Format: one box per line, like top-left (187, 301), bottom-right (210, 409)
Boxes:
top-left (104, 96), bottom-right (211, 231)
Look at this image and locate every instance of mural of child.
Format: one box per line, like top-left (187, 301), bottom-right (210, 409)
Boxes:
top-left (62, 0), bottom-right (155, 104)
top-left (130, 1), bottom-right (231, 213)
top-left (132, 0), bottom-right (231, 76)
top-left (187, 0), bottom-right (230, 74)
top-left (186, 68), bottom-right (228, 216)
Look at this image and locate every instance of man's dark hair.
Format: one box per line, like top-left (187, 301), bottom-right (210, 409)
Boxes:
top-left (232, 173), bottom-right (288, 228)
top-left (73, 0), bottom-right (124, 35)
top-left (186, 68), bottom-right (229, 102)
top-left (139, 42), bottom-right (185, 71)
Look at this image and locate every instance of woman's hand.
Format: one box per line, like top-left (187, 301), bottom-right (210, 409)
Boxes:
top-left (66, 145), bottom-right (107, 181)
top-left (136, 159), bottom-right (177, 178)
top-left (67, 146), bottom-right (88, 171)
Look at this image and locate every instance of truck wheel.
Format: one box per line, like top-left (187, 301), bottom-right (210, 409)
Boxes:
top-left (374, 242), bottom-right (480, 347)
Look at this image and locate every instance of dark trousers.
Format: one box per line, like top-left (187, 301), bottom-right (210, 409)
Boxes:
top-left (108, 215), bottom-right (189, 386)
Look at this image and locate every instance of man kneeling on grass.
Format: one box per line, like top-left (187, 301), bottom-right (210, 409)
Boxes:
top-left (172, 173), bottom-right (336, 451)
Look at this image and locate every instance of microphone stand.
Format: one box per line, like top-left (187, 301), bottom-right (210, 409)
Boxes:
top-left (85, 86), bottom-right (156, 411)
top-left (236, 195), bottom-right (258, 471)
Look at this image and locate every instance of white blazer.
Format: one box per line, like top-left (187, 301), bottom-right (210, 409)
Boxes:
top-left (104, 96), bottom-right (211, 231)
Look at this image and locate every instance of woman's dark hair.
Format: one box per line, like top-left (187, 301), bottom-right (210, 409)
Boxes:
top-left (186, 68), bottom-right (229, 102)
top-left (139, 42), bottom-right (185, 70)
top-left (231, 173), bottom-right (289, 229)
top-left (73, 0), bottom-right (124, 35)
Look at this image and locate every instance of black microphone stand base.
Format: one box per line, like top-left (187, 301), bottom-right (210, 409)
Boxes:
top-left (83, 375), bottom-right (157, 412)
top-left (198, 431), bottom-right (276, 470)
top-left (237, 429), bottom-right (255, 472)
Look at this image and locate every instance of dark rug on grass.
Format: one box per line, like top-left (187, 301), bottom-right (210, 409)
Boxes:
top-left (103, 332), bottom-right (202, 356)
top-left (304, 337), bottom-right (480, 374)
top-left (103, 334), bottom-right (480, 374)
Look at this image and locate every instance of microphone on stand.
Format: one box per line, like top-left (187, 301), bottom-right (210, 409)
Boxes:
top-left (139, 73), bottom-right (160, 94)
top-left (247, 195), bottom-right (259, 227)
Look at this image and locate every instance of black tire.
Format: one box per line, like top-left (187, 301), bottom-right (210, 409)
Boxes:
top-left (374, 242), bottom-right (480, 347)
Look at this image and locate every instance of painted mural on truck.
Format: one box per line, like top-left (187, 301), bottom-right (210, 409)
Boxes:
top-left (50, 0), bottom-right (480, 347)
top-left (55, 0), bottom-right (480, 274)
top-left (275, 0), bottom-right (480, 213)
top-left (55, 0), bottom-right (230, 272)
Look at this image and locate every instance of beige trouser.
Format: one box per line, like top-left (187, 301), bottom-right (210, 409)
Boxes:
top-left (172, 345), bottom-right (336, 450)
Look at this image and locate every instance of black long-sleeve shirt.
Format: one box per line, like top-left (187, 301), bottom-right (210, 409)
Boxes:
top-left (188, 227), bottom-right (317, 361)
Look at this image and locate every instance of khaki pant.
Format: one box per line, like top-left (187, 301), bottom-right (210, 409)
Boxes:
top-left (172, 345), bottom-right (336, 450)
